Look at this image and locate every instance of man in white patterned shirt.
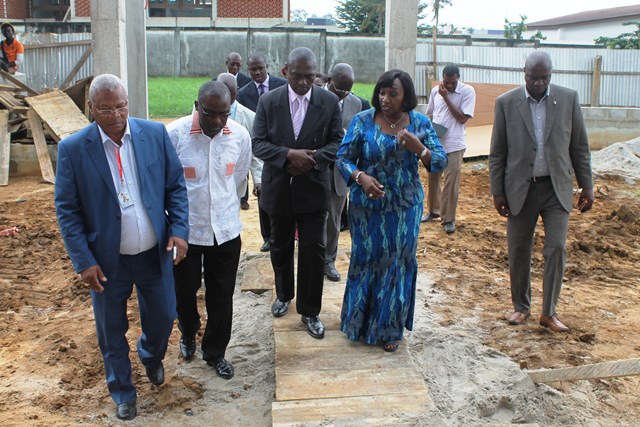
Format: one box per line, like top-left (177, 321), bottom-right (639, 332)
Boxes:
top-left (167, 81), bottom-right (252, 380)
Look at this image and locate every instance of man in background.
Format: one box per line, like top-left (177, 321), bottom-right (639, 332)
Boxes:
top-left (323, 63), bottom-right (370, 282)
top-left (223, 52), bottom-right (251, 88)
top-left (1, 22), bottom-right (24, 74)
top-left (217, 72), bottom-right (270, 251)
top-left (423, 64), bottom-right (475, 234)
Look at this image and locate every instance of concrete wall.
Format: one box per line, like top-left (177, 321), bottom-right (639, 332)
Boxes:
top-left (147, 29), bottom-right (385, 82)
top-left (582, 107), bottom-right (640, 150)
top-left (9, 144), bottom-right (57, 177)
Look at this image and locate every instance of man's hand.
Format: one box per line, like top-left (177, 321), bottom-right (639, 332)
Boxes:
top-left (493, 195), bottom-right (510, 217)
top-left (253, 183), bottom-right (262, 197)
top-left (80, 265), bottom-right (107, 293)
top-left (286, 149), bottom-right (316, 176)
top-left (577, 188), bottom-right (595, 213)
top-left (438, 85), bottom-right (449, 99)
top-left (167, 236), bottom-right (188, 265)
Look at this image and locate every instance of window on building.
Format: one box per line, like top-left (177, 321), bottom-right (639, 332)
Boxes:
top-left (31, 0), bottom-right (71, 20)
top-left (148, 0), bottom-right (212, 18)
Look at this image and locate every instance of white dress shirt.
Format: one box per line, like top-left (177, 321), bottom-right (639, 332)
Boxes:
top-left (99, 121), bottom-right (158, 255)
top-left (167, 114), bottom-right (252, 246)
top-left (427, 80), bottom-right (476, 154)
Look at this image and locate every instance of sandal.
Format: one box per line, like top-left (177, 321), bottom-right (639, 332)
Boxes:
top-left (383, 341), bottom-right (399, 352)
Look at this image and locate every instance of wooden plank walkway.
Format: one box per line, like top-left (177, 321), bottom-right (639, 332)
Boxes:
top-left (270, 252), bottom-right (435, 426)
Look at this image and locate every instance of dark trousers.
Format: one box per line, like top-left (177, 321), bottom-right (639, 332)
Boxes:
top-left (91, 246), bottom-right (176, 405)
top-left (257, 190), bottom-right (271, 241)
top-left (240, 178), bottom-right (249, 203)
top-left (269, 211), bottom-right (327, 317)
top-left (173, 237), bottom-right (241, 361)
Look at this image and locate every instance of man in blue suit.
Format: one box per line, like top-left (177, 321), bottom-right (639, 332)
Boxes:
top-left (54, 74), bottom-right (189, 421)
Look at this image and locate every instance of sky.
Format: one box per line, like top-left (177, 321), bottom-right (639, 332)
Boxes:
top-left (289, 0), bottom-right (640, 30)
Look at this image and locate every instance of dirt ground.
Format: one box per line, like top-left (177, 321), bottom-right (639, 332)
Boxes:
top-left (0, 159), bottom-right (639, 426)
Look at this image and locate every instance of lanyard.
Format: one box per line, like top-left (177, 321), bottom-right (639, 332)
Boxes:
top-left (115, 145), bottom-right (125, 184)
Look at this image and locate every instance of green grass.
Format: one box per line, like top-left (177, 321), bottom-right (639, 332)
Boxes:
top-left (148, 78), bottom-right (376, 118)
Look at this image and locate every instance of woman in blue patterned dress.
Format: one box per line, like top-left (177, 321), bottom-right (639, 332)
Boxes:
top-left (336, 69), bottom-right (447, 352)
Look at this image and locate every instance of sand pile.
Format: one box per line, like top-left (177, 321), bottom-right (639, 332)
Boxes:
top-left (591, 137), bottom-right (640, 181)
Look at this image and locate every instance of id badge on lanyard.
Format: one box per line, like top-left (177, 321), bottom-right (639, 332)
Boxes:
top-left (116, 146), bottom-right (134, 209)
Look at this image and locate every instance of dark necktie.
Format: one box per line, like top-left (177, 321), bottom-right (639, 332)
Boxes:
top-left (258, 84), bottom-right (266, 96)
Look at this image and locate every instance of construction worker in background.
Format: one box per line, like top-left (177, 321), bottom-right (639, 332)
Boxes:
top-left (1, 22), bottom-right (24, 75)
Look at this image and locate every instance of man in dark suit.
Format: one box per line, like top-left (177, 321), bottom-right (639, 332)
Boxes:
top-left (237, 51), bottom-right (287, 250)
top-left (54, 74), bottom-right (189, 420)
top-left (237, 52), bottom-right (287, 112)
top-left (490, 51), bottom-right (594, 333)
top-left (224, 52), bottom-right (251, 88)
top-left (323, 62), bottom-right (370, 282)
top-left (252, 47), bottom-right (343, 339)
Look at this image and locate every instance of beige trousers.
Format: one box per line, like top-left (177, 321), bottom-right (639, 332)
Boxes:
top-left (426, 149), bottom-right (465, 224)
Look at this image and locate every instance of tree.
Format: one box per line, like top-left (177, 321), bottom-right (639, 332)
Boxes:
top-left (432, 0), bottom-right (453, 75)
top-left (595, 21), bottom-right (640, 49)
top-left (290, 9), bottom-right (308, 23)
top-left (335, 0), bottom-right (428, 34)
top-left (504, 14), bottom-right (528, 40)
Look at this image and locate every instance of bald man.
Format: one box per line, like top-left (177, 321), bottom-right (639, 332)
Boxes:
top-left (252, 47), bottom-right (343, 339)
top-left (223, 52), bottom-right (251, 88)
top-left (490, 51), bottom-right (594, 333)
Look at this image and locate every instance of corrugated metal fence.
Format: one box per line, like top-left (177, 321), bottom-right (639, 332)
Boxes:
top-left (416, 40), bottom-right (640, 107)
top-left (20, 33), bottom-right (92, 92)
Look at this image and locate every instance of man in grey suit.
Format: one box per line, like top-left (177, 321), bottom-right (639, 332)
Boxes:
top-left (323, 63), bottom-right (370, 282)
top-left (489, 51), bottom-right (594, 333)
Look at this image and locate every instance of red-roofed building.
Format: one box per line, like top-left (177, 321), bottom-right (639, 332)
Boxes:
top-left (524, 5), bottom-right (640, 44)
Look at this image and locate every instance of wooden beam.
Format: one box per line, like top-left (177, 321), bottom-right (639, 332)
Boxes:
top-left (0, 110), bottom-right (9, 186)
top-left (27, 110), bottom-right (55, 184)
top-left (60, 46), bottom-right (93, 90)
top-left (528, 358), bottom-right (640, 383)
top-left (591, 55), bottom-right (602, 107)
top-left (0, 70), bottom-right (38, 96)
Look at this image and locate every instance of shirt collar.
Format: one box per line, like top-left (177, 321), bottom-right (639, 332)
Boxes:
top-left (525, 86), bottom-right (550, 102)
top-left (288, 84), bottom-right (312, 104)
top-left (98, 120), bottom-right (131, 146)
top-left (189, 111), bottom-right (232, 136)
top-left (254, 74), bottom-right (270, 89)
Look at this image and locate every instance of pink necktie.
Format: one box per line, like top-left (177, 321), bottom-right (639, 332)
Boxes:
top-left (291, 97), bottom-right (305, 140)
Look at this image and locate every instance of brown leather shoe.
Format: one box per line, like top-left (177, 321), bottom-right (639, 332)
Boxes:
top-left (539, 315), bottom-right (570, 332)
top-left (507, 310), bottom-right (530, 325)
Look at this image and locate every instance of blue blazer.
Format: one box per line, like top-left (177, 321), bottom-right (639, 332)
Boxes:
top-left (54, 118), bottom-right (189, 281)
top-left (236, 74), bottom-right (287, 112)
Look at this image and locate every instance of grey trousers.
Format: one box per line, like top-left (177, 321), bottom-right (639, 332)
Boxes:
top-left (427, 149), bottom-right (465, 224)
top-left (324, 189), bottom-right (347, 268)
top-left (507, 179), bottom-right (569, 317)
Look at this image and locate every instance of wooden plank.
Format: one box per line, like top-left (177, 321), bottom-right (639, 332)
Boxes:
top-left (0, 111), bottom-right (9, 186)
top-left (0, 70), bottom-right (38, 95)
top-left (273, 297), bottom-right (343, 332)
top-left (272, 394), bottom-right (431, 427)
top-left (0, 84), bottom-right (20, 91)
top-left (26, 110), bottom-right (55, 184)
top-left (60, 46), bottom-right (93, 90)
top-left (528, 358), bottom-right (640, 383)
top-left (591, 55), bottom-right (602, 107)
top-left (276, 366), bottom-right (427, 401)
top-left (62, 76), bottom-right (92, 114)
top-left (25, 90), bottom-right (90, 142)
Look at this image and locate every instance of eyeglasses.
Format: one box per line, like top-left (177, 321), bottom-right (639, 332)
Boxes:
top-left (94, 106), bottom-right (129, 117)
top-left (199, 106), bottom-right (230, 119)
top-left (330, 81), bottom-right (351, 97)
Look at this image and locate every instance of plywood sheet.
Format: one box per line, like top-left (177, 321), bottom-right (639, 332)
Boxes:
top-left (0, 110), bottom-right (9, 185)
top-left (272, 393), bottom-right (431, 427)
top-left (25, 90), bottom-right (90, 142)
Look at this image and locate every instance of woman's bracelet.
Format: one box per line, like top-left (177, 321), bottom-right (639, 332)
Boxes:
top-left (419, 147), bottom-right (429, 159)
top-left (355, 171), bottom-right (364, 185)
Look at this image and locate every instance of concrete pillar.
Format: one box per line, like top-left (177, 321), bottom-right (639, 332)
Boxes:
top-left (385, 0), bottom-right (418, 80)
top-left (90, 0), bottom-right (127, 86)
top-left (125, 0), bottom-right (148, 119)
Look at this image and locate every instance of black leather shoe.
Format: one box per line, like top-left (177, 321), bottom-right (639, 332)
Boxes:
top-left (145, 362), bottom-right (164, 386)
top-left (207, 356), bottom-right (234, 380)
top-left (324, 266), bottom-right (341, 282)
top-left (116, 401), bottom-right (137, 420)
top-left (271, 299), bottom-right (289, 317)
top-left (301, 315), bottom-right (325, 339)
top-left (179, 334), bottom-right (196, 361)
top-left (421, 212), bottom-right (440, 223)
top-left (260, 240), bottom-right (271, 252)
